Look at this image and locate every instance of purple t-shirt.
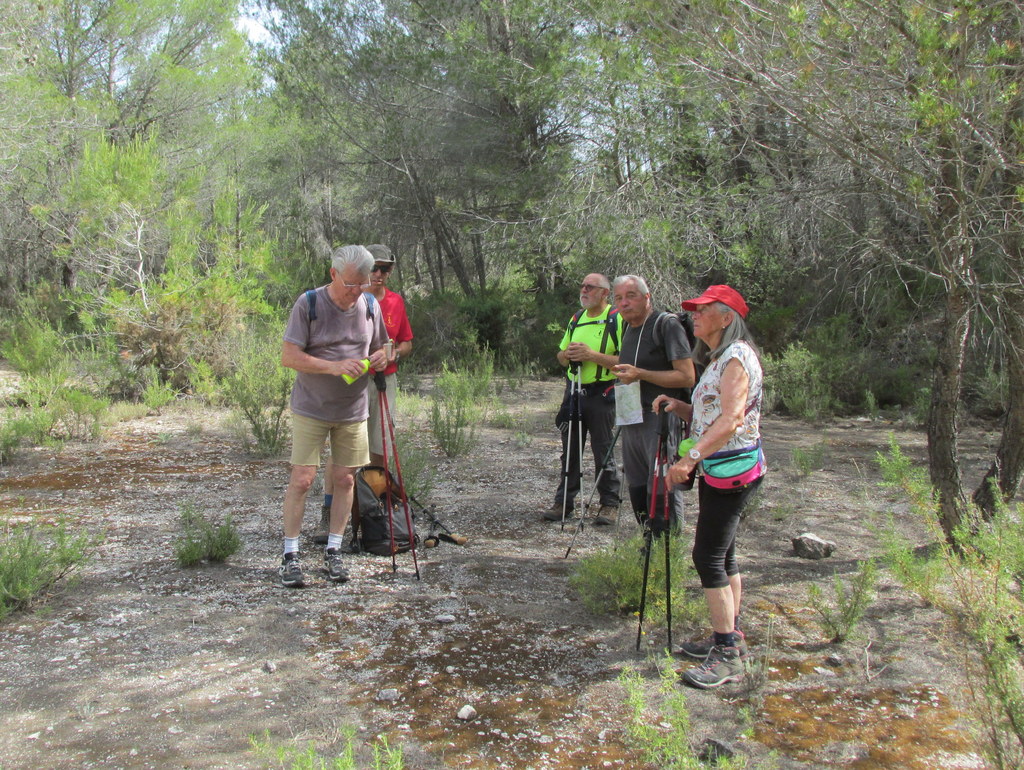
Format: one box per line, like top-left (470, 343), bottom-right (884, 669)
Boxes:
top-left (283, 287), bottom-right (387, 422)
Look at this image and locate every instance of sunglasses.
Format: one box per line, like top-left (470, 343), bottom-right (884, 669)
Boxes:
top-left (580, 283), bottom-right (606, 292)
top-left (371, 264), bottom-right (394, 273)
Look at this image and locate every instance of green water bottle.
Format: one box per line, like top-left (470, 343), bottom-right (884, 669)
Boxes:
top-left (341, 358), bottom-right (370, 384)
top-left (676, 437), bottom-right (697, 490)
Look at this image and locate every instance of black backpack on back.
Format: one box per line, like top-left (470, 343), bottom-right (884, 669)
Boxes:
top-left (350, 466), bottom-right (416, 555)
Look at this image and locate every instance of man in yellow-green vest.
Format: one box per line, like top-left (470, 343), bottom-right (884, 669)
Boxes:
top-left (544, 273), bottom-right (623, 525)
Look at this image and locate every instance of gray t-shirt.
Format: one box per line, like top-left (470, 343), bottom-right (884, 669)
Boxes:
top-left (619, 311), bottom-right (693, 409)
top-left (283, 287), bottom-right (388, 423)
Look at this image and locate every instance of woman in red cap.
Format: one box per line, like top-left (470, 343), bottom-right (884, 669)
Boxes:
top-left (653, 284), bottom-right (765, 689)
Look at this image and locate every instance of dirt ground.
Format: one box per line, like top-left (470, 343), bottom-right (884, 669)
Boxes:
top-left (0, 376), bottom-right (1000, 769)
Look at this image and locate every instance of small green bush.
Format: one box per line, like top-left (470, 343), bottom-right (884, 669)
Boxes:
top-left (142, 367), bottom-right (177, 411)
top-left (0, 520), bottom-right (96, 620)
top-left (791, 442), bottom-right (827, 477)
top-left (429, 363), bottom-right (484, 457)
top-left (222, 326), bottom-right (292, 457)
top-left (807, 559), bottom-right (877, 643)
top-left (621, 657), bottom-right (711, 770)
top-left (174, 503), bottom-right (241, 567)
top-left (1, 315), bottom-right (65, 376)
top-left (569, 533), bottom-right (702, 630)
top-left (52, 388), bottom-right (110, 440)
top-left (764, 343), bottom-right (834, 419)
top-left (393, 433), bottom-right (438, 501)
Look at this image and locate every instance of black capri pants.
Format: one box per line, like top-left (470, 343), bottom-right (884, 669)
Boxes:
top-left (691, 476), bottom-right (763, 589)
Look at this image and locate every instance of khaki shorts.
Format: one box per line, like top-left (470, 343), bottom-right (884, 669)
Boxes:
top-left (290, 412), bottom-right (369, 468)
top-left (366, 373), bottom-right (398, 455)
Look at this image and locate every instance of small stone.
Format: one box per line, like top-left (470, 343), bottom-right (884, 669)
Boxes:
top-left (457, 704), bottom-right (477, 721)
top-left (436, 614), bottom-right (456, 624)
top-left (792, 532), bottom-right (837, 559)
top-left (826, 654), bottom-right (844, 667)
top-left (377, 689), bottom-right (400, 703)
top-left (263, 661), bottom-right (277, 673)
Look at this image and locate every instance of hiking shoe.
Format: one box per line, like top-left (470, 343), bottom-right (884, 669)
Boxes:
top-left (323, 548), bottom-right (350, 583)
top-left (313, 504), bottom-right (330, 545)
top-left (675, 630), bottom-right (747, 660)
top-left (680, 645), bottom-right (745, 689)
top-left (593, 504), bottom-right (619, 526)
top-left (542, 504), bottom-right (574, 522)
top-left (278, 553), bottom-right (305, 588)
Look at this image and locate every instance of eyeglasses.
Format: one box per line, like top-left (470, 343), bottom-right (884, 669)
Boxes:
top-left (580, 283), bottom-right (607, 292)
top-left (371, 264), bottom-right (394, 273)
top-left (690, 305), bottom-right (719, 315)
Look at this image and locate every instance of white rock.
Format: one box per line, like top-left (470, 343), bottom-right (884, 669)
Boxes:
top-left (377, 689), bottom-right (400, 703)
top-left (457, 704), bottom-right (477, 721)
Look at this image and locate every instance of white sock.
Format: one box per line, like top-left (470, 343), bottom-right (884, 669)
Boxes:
top-left (326, 533), bottom-right (344, 552)
top-left (283, 537), bottom-right (300, 556)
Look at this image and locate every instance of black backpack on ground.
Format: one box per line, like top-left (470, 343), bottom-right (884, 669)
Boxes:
top-left (350, 466), bottom-right (417, 555)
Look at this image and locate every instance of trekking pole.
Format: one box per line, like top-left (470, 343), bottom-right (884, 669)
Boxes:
top-left (654, 406), bottom-right (673, 651)
top-left (635, 508), bottom-right (655, 651)
top-left (379, 372), bottom-right (421, 581)
top-left (558, 365), bottom-right (583, 531)
top-left (636, 406), bottom-right (673, 651)
top-left (564, 425), bottom-right (621, 559)
top-left (377, 373), bottom-right (399, 573)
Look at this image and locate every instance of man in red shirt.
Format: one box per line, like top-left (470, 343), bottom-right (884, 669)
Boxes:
top-left (315, 243), bottom-right (414, 544)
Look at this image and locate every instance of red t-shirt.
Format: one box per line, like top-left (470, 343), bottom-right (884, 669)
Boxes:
top-left (376, 289), bottom-right (413, 376)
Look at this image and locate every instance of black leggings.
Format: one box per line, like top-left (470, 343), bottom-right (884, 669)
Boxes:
top-left (691, 476), bottom-right (763, 589)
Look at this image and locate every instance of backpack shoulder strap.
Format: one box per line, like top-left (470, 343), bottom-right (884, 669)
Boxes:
top-left (567, 308), bottom-right (585, 336)
top-left (363, 292), bottom-right (377, 321)
top-left (305, 289), bottom-right (318, 322)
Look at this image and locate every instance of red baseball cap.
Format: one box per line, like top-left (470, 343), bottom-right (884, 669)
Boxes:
top-left (681, 285), bottom-right (749, 319)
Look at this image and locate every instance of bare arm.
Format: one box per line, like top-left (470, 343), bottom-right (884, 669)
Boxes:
top-left (667, 359), bottom-right (749, 486)
top-left (613, 357), bottom-right (695, 389)
top-left (281, 340), bottom-right (367, 379)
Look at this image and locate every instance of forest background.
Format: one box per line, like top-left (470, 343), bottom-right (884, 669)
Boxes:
top-left (2, 0), bottom-right (1024, 539)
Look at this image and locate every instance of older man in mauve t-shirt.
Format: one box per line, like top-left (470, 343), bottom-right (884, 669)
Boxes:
top-left (277, 245), bottom-right (388, 588)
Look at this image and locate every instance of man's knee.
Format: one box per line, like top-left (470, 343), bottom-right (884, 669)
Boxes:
top-left (330, 465), bottom-right (356, 492)
top-left (288, 465), bottom-right (318, 495)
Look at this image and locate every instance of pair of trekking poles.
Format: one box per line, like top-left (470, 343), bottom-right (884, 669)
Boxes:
top-left (558, 365), bottom-right (675, 650)
top-left (373, 371), bottom-right (421, 580)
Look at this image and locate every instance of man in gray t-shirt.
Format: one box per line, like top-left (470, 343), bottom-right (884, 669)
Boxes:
top-left (611, 274), bottom-right (695, 535)
top-left (277, 245), bottom-right (388, 588)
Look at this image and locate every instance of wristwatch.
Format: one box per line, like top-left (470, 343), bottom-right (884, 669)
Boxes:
top-left (688, 447), bottom-right (701, 461)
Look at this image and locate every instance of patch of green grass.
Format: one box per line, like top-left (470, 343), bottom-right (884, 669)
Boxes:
top-left (250, 728), bottom-right (404, 769)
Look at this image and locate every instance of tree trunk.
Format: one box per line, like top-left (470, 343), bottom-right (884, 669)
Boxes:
top-left (973, 292), bottom-right (1024, 517)
top-left (927, 285), bottom-right (971, 540)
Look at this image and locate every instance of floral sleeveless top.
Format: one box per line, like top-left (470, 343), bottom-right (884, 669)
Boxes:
top-left (691, 340), bottom-right (763, 451)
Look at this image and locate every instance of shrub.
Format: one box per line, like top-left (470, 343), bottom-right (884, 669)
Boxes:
top-left (807, 559), bottom-right (877, 643)
top-left (0, 520), bottom-right (96, 620)
top-left (51, 387), bottom-right (110, 440)
top-left (569, 533), bottom-right (702, 631)
top-left (791, 442), bottom-right (827, 477)
top-left (429, 363), bottom-right (485, 457)
top-left (393, 433), bottom-right (438, 501)
top-left (141, 369), bottom-right (177, 411)
top-left (174, 502), bottom-right (241, 567)
top-left (222, 326), bottom-right (292, 457)
top-left (763, 343), bottom-right (834, 419)
top-left (1, 315), bottom-right (65, 376)
top-left (879, 440), bottom-right (1024, 769)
